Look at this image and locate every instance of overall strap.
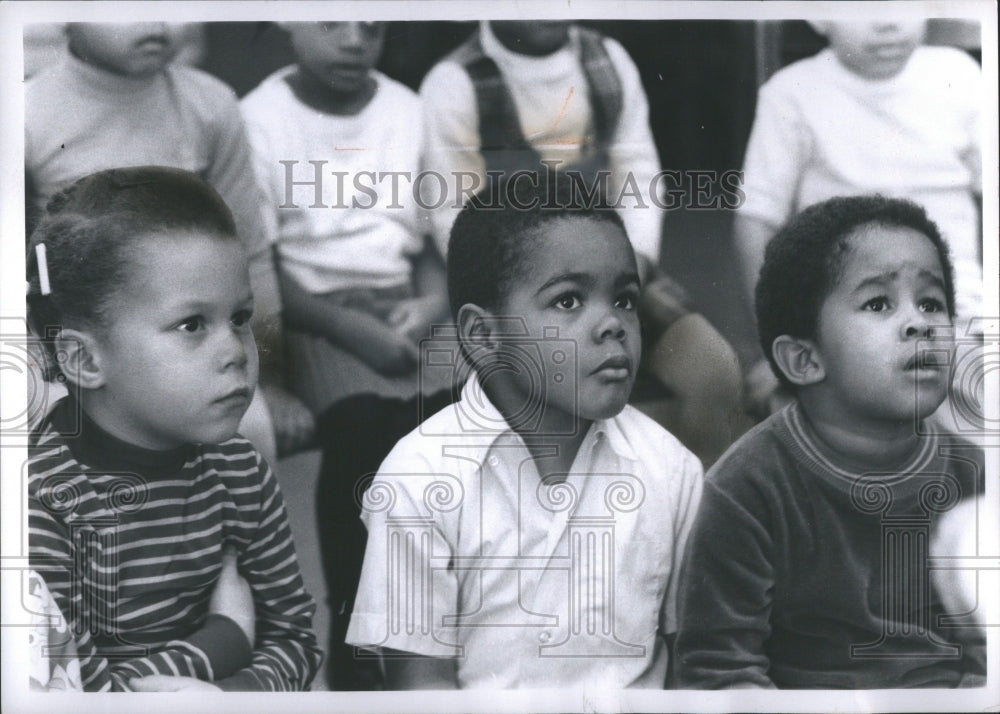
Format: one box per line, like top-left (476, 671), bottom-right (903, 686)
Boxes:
top-left (448, 27), bottom-right (623, 178)
top-left (576, 27), bottom-right (623, 146)
top-left (449, 32), bottom-right (537, 159)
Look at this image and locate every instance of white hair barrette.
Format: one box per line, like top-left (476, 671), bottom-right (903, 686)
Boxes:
top-left (35, 243), bottom-right (51, 296)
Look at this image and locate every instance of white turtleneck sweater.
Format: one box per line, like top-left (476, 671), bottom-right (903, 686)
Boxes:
top-left (25, 51), bottom-right (279, 319)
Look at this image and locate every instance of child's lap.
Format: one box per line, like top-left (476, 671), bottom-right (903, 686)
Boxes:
top-left (286, 286), bottom-right (452, 415)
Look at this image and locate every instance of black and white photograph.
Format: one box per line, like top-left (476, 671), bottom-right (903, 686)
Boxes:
top-left (1, 1), bottom-right (997, 712)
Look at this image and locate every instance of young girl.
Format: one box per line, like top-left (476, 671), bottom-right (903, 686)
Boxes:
top-left (26, 166), bottom-right (322, 691)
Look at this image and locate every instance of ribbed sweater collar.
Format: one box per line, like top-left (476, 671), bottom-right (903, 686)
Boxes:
top-left (51, 397), bottom-right (194, 478)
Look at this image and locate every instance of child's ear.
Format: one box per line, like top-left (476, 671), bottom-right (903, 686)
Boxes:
top-left (771, 335), bottom-right (826, 387)
top-left (457, 303), bottom-right (498, 350)
top-left (54, 328), bottom-right (106, 390)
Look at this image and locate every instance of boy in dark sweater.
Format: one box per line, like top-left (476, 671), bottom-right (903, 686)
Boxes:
top-left (674, 195), bottom-right (985, 688)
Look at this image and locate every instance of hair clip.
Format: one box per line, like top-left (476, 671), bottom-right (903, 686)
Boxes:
top-left (35, 243), bottom-right (51, 296)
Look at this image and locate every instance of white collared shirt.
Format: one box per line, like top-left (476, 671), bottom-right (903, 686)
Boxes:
top-left (347, 376), bottom-right (703, 689)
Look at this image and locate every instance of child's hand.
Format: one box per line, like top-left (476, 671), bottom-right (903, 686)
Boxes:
top-left (387, 295), bottom-right (449, 344)
top-left (744, 358), bottom-right (791, 420)
top-left (130, 675), bottom-right (221, 691)
top-left (259, 383), bottom-right (315, 456)
top-left (346, 315), bottom-right (420, 376)
top-left (209, 547), bottom-right (255, 647)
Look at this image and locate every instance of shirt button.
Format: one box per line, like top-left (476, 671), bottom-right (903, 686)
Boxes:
top-left (538, 631), bottom-right (551, 643)
top-left (488, 455), bottom-right (500, 467)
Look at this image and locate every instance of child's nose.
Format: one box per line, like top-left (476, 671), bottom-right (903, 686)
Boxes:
top-left (341, 22), bottom-right (366, 48)
top-left (901, 306), bottom-right (934, 340)
top-left (593, 311), bottom-right (626, 342)
top-left (217, 327), bottom-right (249, 371)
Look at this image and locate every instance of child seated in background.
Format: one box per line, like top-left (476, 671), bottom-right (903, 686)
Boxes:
top-left (24, 22), bottom-right (313, 464)
top-left (419, 20), bottom-right (663, 274)
top-left (675, 195), bottom-right (985, 688)
top-left (27, 167), bottom-right (321, 691)
top-left (630, 275), bottom-right (750, 467)
top-left (736, 21), bottom-right (982, 411)
top-left (347, 179), bottom-right (704, 689)
top-left (240, 21), bottom-right (451, 690)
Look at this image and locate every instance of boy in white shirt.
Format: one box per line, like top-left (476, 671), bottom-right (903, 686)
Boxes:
top-left (347, 180), bottom-right (704, 689)
top-left (420, 20), bottom-right (744, 467)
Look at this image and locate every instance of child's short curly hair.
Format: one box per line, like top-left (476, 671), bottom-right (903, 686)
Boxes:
top-left (446, 173), bottom-right (628, 319)
top-left (755, 194), bottom-right (955, 390)
top-left (26, 166), bottom-right (239, 378)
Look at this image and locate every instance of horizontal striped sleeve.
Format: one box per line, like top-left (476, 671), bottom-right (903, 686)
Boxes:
top-left (215, 455), bottom-right (322, 691)
top-left (28, 423), bottom-right (248, 690)
top-left (29, 483), bottom-right (213, 689)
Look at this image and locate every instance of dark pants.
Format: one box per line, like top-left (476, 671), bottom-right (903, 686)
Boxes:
top-left (315, 390), bottom-right (453, 690)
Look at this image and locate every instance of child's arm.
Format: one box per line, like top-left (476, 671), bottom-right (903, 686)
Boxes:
top-left (735, 75), bottom-right (809, 298)
top-left (210, 457), bottom-right (322, 691)
top-left (202, 86), bottom-right (283, 372)
top-left (347, 462), bottom-right (464, 686)
top-left (602, 37), bottom-right (664, 267)
top-left (673, 478), bottom-right (777, 689)
top-left (733, 214), bottom-right (790, 419)
top-left (659, 447), bottom-right (703, 687)
top-left (732, 214), bottom-right (780, 305)
top-left (386, 235), bottom-right (451, 343)
top-left (28, 506), bottom-right (254, 691)
top-left (418, 60), bottom-right (485, 257)
top-left (277, 264), bottom-right (419, 375)
top-left (383, 651), bottom-right (458, 690)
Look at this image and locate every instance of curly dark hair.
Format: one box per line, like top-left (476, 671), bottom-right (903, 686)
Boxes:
top-left (755, 194), bottom-right (955, 390)
top-left (446, 172), bottom-right (629, 319)
top-left (26, 166), bottom-right (239, 378)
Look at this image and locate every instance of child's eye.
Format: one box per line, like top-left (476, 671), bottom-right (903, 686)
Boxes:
top-left (862, 297), bottom-right (890, 312)
top-left (918, 297), bottom-right (945, 314)
top-left (553, 294), bottom-right (582, 310)
top-left (177, 316), bottom-right (205, 333)
top-left (231, 309), bottom-right (253, 328)
top-left (615, 292), bottom-right (638, 311)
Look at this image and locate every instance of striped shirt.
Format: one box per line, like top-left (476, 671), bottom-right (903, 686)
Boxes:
top-left (28, 398), bottom-right (322, 691)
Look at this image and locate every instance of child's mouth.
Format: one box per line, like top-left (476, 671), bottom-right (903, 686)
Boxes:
top-left (904, 351), bottom-right (947, 373)
top-left (592, 356), bottom-right (631, 381)
top-left (215, 387), bottom-right (252, 409)
top-left (135, 36), bottom-right (170, 52)
top-left (869, 42), bottom-right (910, 60)
top-left (328, 63), bottom-right (367, 78)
